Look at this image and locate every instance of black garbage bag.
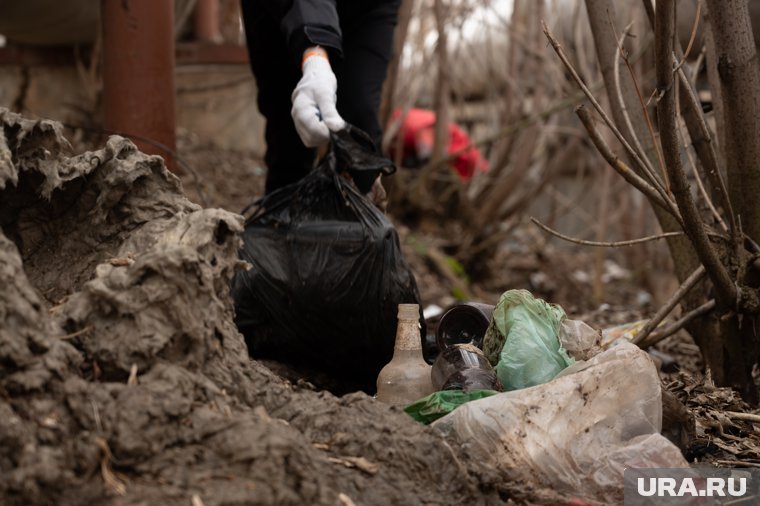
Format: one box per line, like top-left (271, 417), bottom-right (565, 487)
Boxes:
top-left (231, 125), bottom-right (425, 390)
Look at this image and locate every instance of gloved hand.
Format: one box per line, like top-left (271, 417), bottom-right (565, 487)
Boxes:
top-left (291, 47), bottom-right (346, 147)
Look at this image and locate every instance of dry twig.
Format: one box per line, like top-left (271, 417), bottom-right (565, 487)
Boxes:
top-left (633, 265), bottom-right (707, 345)
top-left (677, 0), bottom-right (702, 68)
top-left (543, 21), bottom-right (676, 211)
top-left (127, 363), bottom-right (139, 386)
top-left (531, 217), bottom-right (683, 248)
top-left (639, 299), bottom-right (717, 349)
top-left (725, 411), bottom-right (760, 424)
top-left (96, 437), bottom-right (127, 496)
top-left (612, 22), bottom-right (668, 194)
top-left (674, 60), bottom-right (739, 249)
top-left (714, 460), bottom-right (760, 469)
top-left (59, 325), bottom-right (92, 340)
top-left (575, 105), bottom-right (680, 220)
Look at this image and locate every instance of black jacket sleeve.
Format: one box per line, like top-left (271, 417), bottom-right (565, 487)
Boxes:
top-left (255, 0), bottom-right (343, 66)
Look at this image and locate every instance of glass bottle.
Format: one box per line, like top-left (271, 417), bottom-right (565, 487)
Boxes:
top-left (376, 304), bottom-right (435, 406)
top-left (430, 343), bottom-right (503, 392)
top-left (435, 302), bottom-right (495, 351)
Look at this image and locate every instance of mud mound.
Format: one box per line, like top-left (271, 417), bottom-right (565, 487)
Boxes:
top-left (0, 109), bottom-right (577, 505)
top-left (0, 110), bottom-right (462, 505)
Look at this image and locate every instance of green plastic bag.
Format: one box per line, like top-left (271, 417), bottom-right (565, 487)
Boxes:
top-left (404, 390), bottom-right (500, 424)
top-left (482, 289), bottom-right (574, 391)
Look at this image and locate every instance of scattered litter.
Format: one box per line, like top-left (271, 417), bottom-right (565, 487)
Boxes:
top-left (482, 290), bottom-right (574, 390)
top-left (430, 343), bottom-right (502, 392)
top-left (601, 319), bottom-right (647, 348)
top-left (405, 390), bottom-right (499, 424)
top-left (435, 302), bottom-right (493, 350)
top-left (423, 304), bottom-right (444, 320)
top-left (602, 259), bottom-right (630, 282)
top-left (434, 343), bottom-right (689, 504)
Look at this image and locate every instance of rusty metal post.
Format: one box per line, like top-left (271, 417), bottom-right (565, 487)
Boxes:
top-left (194, 0), bottom-right (221, 43)
top-left (101, 0), bottom-right (177, 171)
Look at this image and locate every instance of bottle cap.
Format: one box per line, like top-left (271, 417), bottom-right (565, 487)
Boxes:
top-left (397, 303), bottom-right (419, 321)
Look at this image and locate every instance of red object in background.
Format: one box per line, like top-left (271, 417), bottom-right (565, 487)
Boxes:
top-left (389, 108), bottom-right (488, 182)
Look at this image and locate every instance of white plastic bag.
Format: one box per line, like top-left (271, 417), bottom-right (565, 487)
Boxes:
top-left (558, 318), bottom-right (602, 361)
top-left (432, 342), bottom-right (688, 504)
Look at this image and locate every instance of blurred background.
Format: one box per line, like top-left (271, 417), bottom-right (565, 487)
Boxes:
top-left (0, 0), bottom-right (729, 323)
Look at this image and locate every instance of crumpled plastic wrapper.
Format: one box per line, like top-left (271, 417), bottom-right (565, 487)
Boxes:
top-left (433, 342), bottom-right (689, 504)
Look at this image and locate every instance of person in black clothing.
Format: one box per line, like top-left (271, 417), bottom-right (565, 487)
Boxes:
top-left (240, 1), bottom-right (402, 194)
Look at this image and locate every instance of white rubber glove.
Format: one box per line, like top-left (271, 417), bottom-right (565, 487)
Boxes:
top-left (291, 49), bottom-right (346, 147)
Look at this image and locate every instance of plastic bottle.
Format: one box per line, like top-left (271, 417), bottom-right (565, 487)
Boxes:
top-left (376, 304), bottom-right (435, 406)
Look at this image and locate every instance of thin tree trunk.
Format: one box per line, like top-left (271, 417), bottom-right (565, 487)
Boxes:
top-left (656, 0), bottom-right (737, 309)
top-left (701, 1), bottom-right (728, 168)
top-left (705, 0), bottom-right (760, 245)
top-left (703, 0), bottom-right (760, 404)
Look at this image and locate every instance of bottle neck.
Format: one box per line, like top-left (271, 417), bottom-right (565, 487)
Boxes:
top-left (395, 319), bottom-right (421, 351)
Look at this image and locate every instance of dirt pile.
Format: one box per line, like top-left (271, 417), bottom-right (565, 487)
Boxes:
top-left (1, 109), bottom-right (582, 505)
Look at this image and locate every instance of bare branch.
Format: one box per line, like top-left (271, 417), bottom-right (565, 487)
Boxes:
top-left (673, 63), bottom-right (735, 241)
top-left (678, 0), bottom-right (702, 68)
top-left (633, 265), bottom-right (707, 345)
top-left (612, 22), bottom-right (669, 196)
top-left (575, 105), bottom-right (682, 221)
top-left (701, 0), bottom-right (728, 161)
top-left (542, 21), bottom-right (674, 208)
top-left (531, 217), bottom-right (684, 247)
top-left (677, 105), bottom-right (728, 233)
top-left (655, 0), bottom-right (738, 306)
top-left (725, 411), bottom-right (760, 424)
top-left (638, 299), bottom-right (717, 349)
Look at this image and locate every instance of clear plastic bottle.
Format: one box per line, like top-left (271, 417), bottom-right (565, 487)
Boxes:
top-left (376, 304), bottom-right (435, 406)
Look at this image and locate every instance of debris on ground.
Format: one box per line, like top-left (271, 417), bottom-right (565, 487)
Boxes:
top-left (434, 343), bottom-right (689, 505)
top-left (667, 372), bottom-right (760, 467)
top-left (1, 109), bottom-right (584, 505)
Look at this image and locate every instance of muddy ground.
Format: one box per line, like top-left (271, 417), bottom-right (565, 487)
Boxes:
top-left (0, 109), bottom-right (597, 505)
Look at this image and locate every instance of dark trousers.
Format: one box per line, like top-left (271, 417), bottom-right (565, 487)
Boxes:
top-left (241, 1), bottom-right (400, 194)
